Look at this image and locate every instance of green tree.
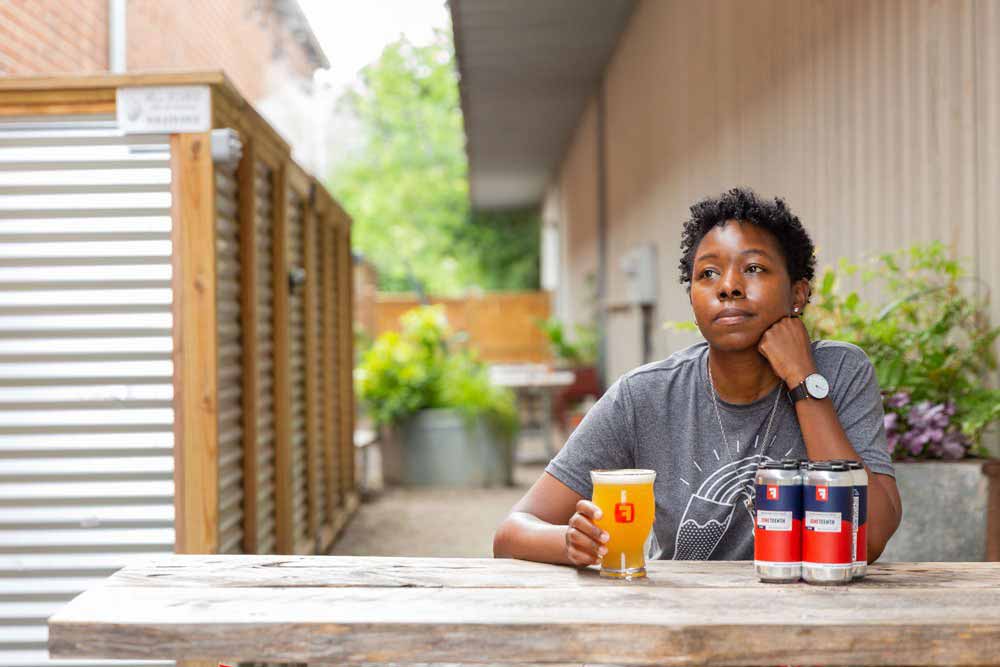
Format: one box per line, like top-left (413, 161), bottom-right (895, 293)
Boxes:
top-left (329, 29), bottom-right (539, 295)
top-left (459, 208), bottom-right (540, 291)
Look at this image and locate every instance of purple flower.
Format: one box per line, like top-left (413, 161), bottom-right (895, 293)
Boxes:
top-left (886, 391), bottom-right (911, 409)
top-left (901, 429), bottom-right (927, 456)
top-left (887, 431), bottom-right (900, 453)
top-left (883, 412), bottom-right (899, 433)
top-left (940, 431), bottom-right (969, 460)
top-left (907, 401), bottom-right (950, 430)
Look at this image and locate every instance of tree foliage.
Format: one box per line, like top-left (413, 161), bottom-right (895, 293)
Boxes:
top-left (329, 29), bottom-right (539, 295)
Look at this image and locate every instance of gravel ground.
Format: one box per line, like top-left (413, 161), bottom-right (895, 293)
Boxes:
top-left (330, 434), bottom-right (553, 557)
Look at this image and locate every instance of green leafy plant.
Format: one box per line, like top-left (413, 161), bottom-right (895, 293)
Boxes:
top-left (355, 305), bottom-right (518, 437)
top-left (536, 317), bottom-right (598, 367)
top-left (805, 242), bottom-right (999, 459)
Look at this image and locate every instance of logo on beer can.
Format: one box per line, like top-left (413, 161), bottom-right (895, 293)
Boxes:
top-left (815, 485), bottom-right (829, 502)
top-left (766, 485), bottom-right (779, 500)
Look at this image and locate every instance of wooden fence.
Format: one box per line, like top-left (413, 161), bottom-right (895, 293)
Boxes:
top-left (375, 291), bottom-right (552, 363)
top-left (0, 72), bottom-right (357, 559)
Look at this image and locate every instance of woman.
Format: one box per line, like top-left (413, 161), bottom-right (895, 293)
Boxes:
top-left (493, 187), bottom-right (902, 565)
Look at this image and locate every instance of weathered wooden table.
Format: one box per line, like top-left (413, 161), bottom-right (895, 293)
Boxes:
top-left (48, 556), bottom-right (1000, 665)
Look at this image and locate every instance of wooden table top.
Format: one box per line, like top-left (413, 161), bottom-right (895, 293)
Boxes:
top-left (48, 555), bottom-right (1000, 666)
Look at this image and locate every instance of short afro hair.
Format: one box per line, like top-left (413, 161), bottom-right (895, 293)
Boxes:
top-left (678, 187), bottom-right (816, 288)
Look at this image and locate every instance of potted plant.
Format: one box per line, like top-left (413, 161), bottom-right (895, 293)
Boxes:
top-left (807, 242), bottom-right (1000, 561)
top-left (355, 305), bottom-right (519, 486)
top-left (536, 316), bottom-right (601, 433)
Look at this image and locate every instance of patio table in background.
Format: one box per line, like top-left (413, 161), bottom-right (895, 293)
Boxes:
top-left (489, 364), bottom-right (575, 462)
top-left (49, 555), bottom-right (1000, 665)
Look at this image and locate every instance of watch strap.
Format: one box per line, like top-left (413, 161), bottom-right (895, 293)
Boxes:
top-left (789, 382), bottom-right (810, 403)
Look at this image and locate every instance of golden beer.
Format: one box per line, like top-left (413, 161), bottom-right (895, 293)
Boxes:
top-left (590, 469), bottom-right (656, 580)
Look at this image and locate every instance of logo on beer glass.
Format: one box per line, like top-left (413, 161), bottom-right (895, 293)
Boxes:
top-left (816, 485), bottom-right (829, 502)
top-left (614, 502), bottom-right (635, 523)
top-left (766, 485), bottom-right (779, 501)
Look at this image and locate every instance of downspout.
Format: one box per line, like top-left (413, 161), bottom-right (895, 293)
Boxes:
top-left (596, 79), bottom-right (608, 391)
top-left (108, 0), bottom-right (127, 73)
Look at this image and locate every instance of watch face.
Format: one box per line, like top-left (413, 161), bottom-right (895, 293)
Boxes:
top-left (805, 373), bottom-right (830, 399)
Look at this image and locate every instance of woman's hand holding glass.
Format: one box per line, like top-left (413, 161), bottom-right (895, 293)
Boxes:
top-left (564, 499), bottom-right (610, 566)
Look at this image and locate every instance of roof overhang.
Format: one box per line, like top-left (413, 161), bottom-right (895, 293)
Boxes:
top-left (450, 0), bottom-right (635, 211)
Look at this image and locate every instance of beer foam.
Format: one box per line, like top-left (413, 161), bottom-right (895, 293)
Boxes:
top-left (590, 469), bottom-right (656, 485)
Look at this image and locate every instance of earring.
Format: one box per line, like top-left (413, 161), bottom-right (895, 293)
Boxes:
top-left (793, 306), bottom-right (800, 314)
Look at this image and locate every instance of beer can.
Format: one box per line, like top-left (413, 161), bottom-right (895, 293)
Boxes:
top-left (802, 460), bottom-right (854, 585)
top-left (754, 459), bottom-right (802, 583)
top-left (845, 460), bottom-right (868, 579)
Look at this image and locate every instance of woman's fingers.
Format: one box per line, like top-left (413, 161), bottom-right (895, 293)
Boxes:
top-left (569, 512), bottom-right (608, 545)
top-left (576, 499), bottom-right (603, 520)
top-left (565, 509), bottom-right (610, 567)
top-left (567, 545), bottom-right (601, 566)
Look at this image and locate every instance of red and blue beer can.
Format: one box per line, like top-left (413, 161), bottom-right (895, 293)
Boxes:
top-left (803, 460), bottom-right (854, 585)
top-left (754, 459), bottom-right (803, 583)
top-left (845, 460), bottom-right (869, 579)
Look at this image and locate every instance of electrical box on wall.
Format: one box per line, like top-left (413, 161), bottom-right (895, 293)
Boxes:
top-left (621, 243), bottom-right (658, 306)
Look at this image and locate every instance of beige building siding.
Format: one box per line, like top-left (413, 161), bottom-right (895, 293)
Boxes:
top-left (553, 101), bottom-right (600, 327)
top-left (546, 0), bottom-right (1000, 388)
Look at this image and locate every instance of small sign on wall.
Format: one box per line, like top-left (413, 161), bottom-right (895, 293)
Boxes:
top-left (116, 85), bottom-right (211, 134)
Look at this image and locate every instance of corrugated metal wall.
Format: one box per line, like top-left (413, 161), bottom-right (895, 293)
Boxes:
top-left (321, 222), bottom-right (341, 515)
top-left (252, 163), bottom-right (277, 554)
top-left (0, 115), bottom-right (173, 667)
top-left (309, 213), bottom-right (328, 535)
top-left (215, 155), bottom-right (245, 556)
top-left (549, 0), bottom-right (1000, 391)
top-left (286, 192), bottom-right (309, 550)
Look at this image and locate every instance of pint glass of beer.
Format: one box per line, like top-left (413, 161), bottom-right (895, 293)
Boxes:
top-left (590, 469), bottom-right (656, 580)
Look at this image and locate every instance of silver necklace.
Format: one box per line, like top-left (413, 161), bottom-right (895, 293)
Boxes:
top-left (707, 360), bottom-right (784, 520)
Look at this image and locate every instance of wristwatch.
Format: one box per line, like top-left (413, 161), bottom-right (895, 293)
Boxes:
top-left (790, 373), bottom-right (830, 403)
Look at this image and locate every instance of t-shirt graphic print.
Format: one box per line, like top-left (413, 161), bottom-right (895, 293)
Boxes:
top-left (673, 451), bottom-right (771, 560)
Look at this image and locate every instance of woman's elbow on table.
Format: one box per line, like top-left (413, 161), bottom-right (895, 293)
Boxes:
top-left (493, 514), bottom-right (519, 558)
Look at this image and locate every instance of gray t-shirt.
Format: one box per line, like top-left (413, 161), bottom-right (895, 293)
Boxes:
top-left (545, 340), bottom-right (894, 561)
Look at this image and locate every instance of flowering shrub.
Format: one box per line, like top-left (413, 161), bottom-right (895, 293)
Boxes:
top-left (806, 243), bottom-right (999, 460)
top-left (355, 305), bottom-right (518, 437)
top-left (882, 392), bottom-right (970, 460)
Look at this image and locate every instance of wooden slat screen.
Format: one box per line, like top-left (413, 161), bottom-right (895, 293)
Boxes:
top-left (0, 74), bottom-right (360, 581)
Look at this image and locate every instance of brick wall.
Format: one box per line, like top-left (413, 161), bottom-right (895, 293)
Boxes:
top-left (128, 0), bottom-right (318, 102)
top-left (0, 0), bottom-right (107, 76)
top-left (0, 0), bottom-right (320, 102)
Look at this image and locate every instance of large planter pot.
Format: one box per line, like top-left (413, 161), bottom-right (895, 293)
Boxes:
top-left (380, 408), bottom-right (514, 487)
top-left (879, 460), bottom-right (992, 562)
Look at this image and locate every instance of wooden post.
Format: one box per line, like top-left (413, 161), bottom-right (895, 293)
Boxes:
top-left (237, 140), bottom-right (261, 554)
top-left (171, 132), bottom-right (219, 555)
top-left (272, 164), bottom-right (295, 554)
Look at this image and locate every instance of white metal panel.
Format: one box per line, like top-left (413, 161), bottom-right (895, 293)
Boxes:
top-left (0, 115), bottom-right (172, 667)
